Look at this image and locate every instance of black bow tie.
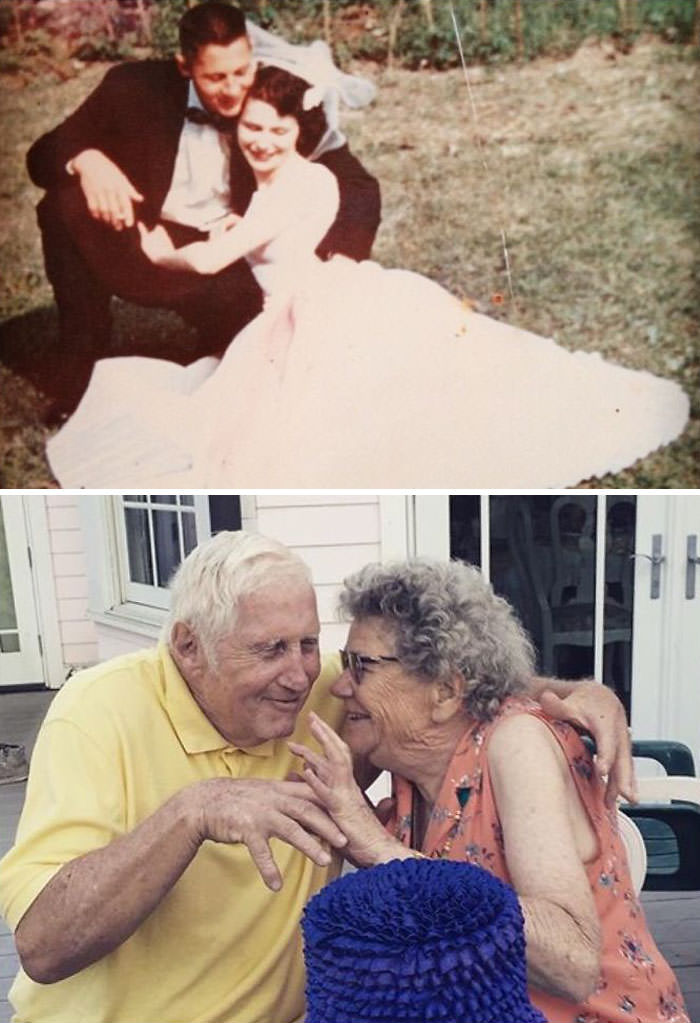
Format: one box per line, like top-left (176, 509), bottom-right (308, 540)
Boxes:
top-left (185, 106), bottom-right (238, 133)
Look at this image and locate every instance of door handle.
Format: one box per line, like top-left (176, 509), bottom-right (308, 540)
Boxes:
top-left (629, 533), bottom-right (664, 599)
top-left (687, 535), bottom-right (700, 599)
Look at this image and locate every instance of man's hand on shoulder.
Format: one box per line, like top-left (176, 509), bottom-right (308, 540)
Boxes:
top-left (185, 777), bottom-right (348, 891)
top-left (537, 682), bottom-right (637, 807)
top-left (69, 149), bottom-right (144, 230)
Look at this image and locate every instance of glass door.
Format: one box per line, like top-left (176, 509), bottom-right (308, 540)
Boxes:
top-left (450, 495), bottom-right (636, 718)
top-left (411, 493), bottom-right (698, 764)
top-left (0, 497), bottom-right (44, 686)
top-left (630, 494), bottom-right (700, 769)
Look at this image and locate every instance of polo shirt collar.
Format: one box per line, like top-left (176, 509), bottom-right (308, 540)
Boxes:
top-left (159, 644), bottom-right (277, 758)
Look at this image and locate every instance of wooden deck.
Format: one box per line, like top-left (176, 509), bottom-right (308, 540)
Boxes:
top-left (1, 690), bottom-right (699, 1023)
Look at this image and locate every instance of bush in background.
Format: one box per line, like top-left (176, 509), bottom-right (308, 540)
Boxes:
top-left (1, 0), bottom-right (698, 75)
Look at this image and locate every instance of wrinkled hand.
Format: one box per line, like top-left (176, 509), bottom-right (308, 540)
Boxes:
top-left (71, 149), bottom-right (143, 230)
top-left (289, 713), bottom-right (400, 867)
top-left (192, 776), bottom-right (347, 891)
top-left (539, 684), bottom-right (637, 807)
top-left (137, 223), bottom-right (177, 265)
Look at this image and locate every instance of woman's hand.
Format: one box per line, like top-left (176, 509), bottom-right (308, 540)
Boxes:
top-left (138, 223), bottom-right (178, 265)
top-left (208, 212), bottom-right (242, 237)
top-left (138, 224), bottom-right (216, 274)
top-left (289, 713), bottom-right (408, 868)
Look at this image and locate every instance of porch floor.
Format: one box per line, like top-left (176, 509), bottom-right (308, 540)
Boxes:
top-left (1, 690), bottom-right (699, 1023)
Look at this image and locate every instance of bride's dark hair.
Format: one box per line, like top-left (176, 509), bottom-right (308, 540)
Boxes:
top-left (245, 64), bottom-right (328, 157)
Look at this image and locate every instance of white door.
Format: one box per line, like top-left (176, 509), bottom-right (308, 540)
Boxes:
top-left (631, 494), bottom-right (700, 769)
top-left (408, 494), bottom-right (698, 765)
top-left (0, 496), bottom-right (44, 686)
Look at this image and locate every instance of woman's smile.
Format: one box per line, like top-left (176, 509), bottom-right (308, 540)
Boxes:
top-left (247, 146), bottom-right (279, 162)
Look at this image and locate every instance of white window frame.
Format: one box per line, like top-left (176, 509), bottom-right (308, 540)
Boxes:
top-left (117, 495), bottom-right (210, 610)
top-left (80, 494), bottom-right (255, 640)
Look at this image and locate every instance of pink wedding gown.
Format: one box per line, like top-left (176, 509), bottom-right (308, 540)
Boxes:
top-left (47, 158), bottom-right (689, 488)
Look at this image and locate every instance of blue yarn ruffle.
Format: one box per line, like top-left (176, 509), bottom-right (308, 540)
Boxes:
top-left (302, 857), bottom-right (546, 1023)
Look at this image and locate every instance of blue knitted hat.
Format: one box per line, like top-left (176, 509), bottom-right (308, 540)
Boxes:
top-left (302, 857), bottom-right (546, 1023)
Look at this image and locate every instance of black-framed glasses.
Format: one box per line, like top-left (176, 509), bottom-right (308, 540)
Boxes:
top-left (339, 648), bottom-right (400, 685)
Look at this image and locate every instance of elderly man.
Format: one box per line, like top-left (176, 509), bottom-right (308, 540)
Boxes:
top-left (0, 531), bottom-right (635, 1023)
top-left (29, 1), bottom-right (380, 422)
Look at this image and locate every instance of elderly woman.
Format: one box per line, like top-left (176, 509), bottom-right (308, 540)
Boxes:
top-left (292, 560), bottom-right (689, 1023)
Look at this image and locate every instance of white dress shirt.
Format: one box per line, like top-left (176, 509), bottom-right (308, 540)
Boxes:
top-left (160, 83), bottom-right (233, 231)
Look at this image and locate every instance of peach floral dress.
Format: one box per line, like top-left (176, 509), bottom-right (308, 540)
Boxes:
top-left (386, 698), bottom-right (689, 1023)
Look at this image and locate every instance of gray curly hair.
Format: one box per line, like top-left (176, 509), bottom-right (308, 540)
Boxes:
top-left (338, 559), bottom-right (535, 721)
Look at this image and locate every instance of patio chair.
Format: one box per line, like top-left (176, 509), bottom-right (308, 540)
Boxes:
top-left (620, 775), bottom-right (700, 891)
top-left (631, 739), bottom-right (696, 777)
top-left (617, 810), bottom-right (647, 895)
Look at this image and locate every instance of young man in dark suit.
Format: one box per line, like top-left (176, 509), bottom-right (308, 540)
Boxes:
top-left (28, 2), bottom-right (381, 421)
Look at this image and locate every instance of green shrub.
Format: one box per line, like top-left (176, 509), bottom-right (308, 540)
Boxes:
top-left (1, 0), bottom-right (698, 69)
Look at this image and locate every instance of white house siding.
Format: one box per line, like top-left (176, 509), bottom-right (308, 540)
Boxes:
top-left (255, 494), bottom-right (382, 653)
top-left (45, 494), bottom-right (98, 674)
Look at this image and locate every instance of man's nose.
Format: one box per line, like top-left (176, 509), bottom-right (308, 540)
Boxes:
top-left (281, 647), bottom-right (311, 691)
top-left (222, 76), bottom-right (243, 96)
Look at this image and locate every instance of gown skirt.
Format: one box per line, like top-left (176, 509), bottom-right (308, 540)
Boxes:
top-left (46, 256), bottom-right (690, 488)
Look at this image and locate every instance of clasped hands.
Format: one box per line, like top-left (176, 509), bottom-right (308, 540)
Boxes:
top-left (137, 213), bottom-right (242, 272)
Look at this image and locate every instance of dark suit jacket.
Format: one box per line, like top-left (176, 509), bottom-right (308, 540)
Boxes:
top-left (27, 60), bottom-right (381, 260)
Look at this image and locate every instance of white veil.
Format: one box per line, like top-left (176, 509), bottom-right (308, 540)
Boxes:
top-left (246, 20), bottom-right (376, 158)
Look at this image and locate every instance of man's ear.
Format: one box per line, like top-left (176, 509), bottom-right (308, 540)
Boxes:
top-left (431, 672), bottom-right (466, 724)
top-left (170, 621), bottom-right (204, 672)
top-left (175, 53), bottom-right (191, 79)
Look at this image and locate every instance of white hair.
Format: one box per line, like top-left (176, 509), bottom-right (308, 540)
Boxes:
top-left (163, 530), bottom-right (312, 660)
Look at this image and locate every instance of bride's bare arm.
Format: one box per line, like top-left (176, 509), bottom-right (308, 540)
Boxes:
top-left (139, 165), bottom-right (339, 275)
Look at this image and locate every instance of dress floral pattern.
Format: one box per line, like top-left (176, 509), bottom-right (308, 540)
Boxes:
top-left (386, 697), bottom-right (689, 1023)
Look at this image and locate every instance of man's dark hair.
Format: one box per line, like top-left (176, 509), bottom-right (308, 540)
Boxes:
top-left (245, 65), bottom-right (327, 158)
top-left (179, 2), bottom-right (248, 63)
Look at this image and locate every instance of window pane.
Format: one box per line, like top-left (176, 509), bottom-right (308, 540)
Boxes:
top-left (0, 505), bottom-right (18, 631)
top-left (448, 496), bottom-right (481, 567)
top-left (153, 510), bottom-right (181, 587)
top-left (0, 633), bottom-right (20, 654)
top-left (120, 495), bottom-right (241, 603)
top-left (604, 496), bottom-right (636, 720)
top-left (124, 507), bottom-right (154, 585)
top-left (208, 496), bottom-right (242, 535)
top-left (182, 512), bottom-right (197, 557)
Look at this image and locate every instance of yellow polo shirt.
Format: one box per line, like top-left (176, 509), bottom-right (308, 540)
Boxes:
top-left (0, 646), bottom-right (344, 1023)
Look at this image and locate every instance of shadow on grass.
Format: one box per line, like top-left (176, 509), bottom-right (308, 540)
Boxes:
top-left (0, 301), bottom-right (200, 488)
top-left (0, 305), bottom-right (64, 403)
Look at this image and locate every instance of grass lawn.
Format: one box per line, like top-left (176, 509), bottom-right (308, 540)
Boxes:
top-left (0, 38), bottom-right (698, 487)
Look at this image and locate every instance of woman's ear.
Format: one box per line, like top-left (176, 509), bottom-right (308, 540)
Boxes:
top-left (431, 672), bottom-right (466, 724)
